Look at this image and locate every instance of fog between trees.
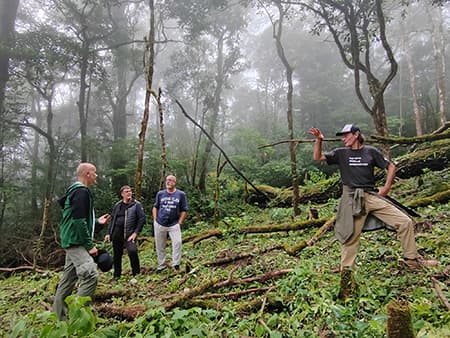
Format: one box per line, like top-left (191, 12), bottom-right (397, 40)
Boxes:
top-left (0, 0), bottom-right (448, 266)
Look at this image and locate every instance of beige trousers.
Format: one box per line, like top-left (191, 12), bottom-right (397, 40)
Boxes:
top-left (341, 192), bottom-right (418, 268)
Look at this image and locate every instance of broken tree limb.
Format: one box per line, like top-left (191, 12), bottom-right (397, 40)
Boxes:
top-left (307, 216), bottom-right (336, 246)
top-left (175, 99), bottom-right (268, 201)
top-left (258, 137), bottom-right (340, 149)
top-left (431, 277), bottom-right (450, 311)
top-left (285, 216), bottom-right (336, 256)
top-left (0, 266), bottom-right (49, 274)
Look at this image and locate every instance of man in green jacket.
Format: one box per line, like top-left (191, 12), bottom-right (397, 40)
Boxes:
top-left (53, 162), bottom-right (110, 320)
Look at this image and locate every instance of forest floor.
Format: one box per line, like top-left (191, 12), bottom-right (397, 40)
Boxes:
top-left (1, 168), bottom-right (449, 337)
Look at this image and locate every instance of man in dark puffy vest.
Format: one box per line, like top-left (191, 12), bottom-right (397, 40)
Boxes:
top-left (105, 185), bottom-right (145, 281)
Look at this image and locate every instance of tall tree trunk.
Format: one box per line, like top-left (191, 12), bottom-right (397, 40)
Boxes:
top-left (273, 1), bottom-right (300, 216)
top-left (154, 88), bottom-right (167, 189)
top-left (31, 95), bottom-right (41, 216)
top-left (404, 38), bottom-right (423, 136)
top-left (77, 39), bottom-right (90, 162)
top-left (430, 8), bottom-right (447, 126)
top-left (198, 33), bottom-right (225, 193)
top-left (34, 96), bottom-right (56, 269)
top-left (0, 0), bottom-right (19, 229)
top-left (135, 0), bottom-right (155, 200)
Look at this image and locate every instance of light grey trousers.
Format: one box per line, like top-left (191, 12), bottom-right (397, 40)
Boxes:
top-left (154, 221), bottom-right (182, 269)
top-left (53, 246), bottom-right (98, 320)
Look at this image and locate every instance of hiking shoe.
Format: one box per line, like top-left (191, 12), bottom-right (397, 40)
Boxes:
top-left (404, 257), bottom-right (439, 269)
top-left (156, 267), bottom-right (166, 273)
top-left (173, 265), bottom-right (180, 271)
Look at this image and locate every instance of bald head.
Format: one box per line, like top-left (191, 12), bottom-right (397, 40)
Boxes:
top-left (76, 162), bottom-right (97, 186)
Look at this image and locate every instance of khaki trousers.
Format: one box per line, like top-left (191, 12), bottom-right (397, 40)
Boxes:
top-left (341, 192), bottom-right (418, 268)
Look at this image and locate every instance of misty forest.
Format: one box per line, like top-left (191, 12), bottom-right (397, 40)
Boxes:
top-left (1, 0), bottom-right (449, 337)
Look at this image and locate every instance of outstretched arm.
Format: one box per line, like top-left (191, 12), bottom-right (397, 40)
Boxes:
top-left (308, 127), bottom-right (326, 161)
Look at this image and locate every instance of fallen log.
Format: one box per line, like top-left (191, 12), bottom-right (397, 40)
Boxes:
top-left (196, 286), bottom-right (271, 300)
top-left (95, 304), bottom-right (146, 321)
top-left (213, 269), bottom-right (294, 289)
top-left (234, 295), bottom-right (286, 314)
top-left (204, 245), bottom-right (283, 267)
top-left (370, 129), bottom-right (450, 145)
top-left (395, 139), bottom-right (450, 179)
top-left (239, 218), bottom-right (327, 234)
top-left (188, 229), bottom-right (223, 245)
top-left (163, 278), bottom-right (218, 311)
top-left (93, 289), bottom-right (130, 302)
top-left (405, 189), bottom-right (450, 208)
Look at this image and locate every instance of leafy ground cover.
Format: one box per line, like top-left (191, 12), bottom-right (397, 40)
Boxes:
top-left (1, 169), bottom-right (449, 337)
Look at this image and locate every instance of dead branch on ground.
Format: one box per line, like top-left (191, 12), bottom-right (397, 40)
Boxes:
top-left (431, 277), bottom-right (450, 311)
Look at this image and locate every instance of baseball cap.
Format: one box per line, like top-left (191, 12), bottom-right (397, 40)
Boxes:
top-left (336, 124), bottom-right (360, 136)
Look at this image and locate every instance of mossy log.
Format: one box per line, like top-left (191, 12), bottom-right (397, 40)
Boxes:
top-left (196, 286), bottom-right (271, 300)
top-left (370, 129), bottom-right (450, 145)
top-left (93, 289), bottom-right (130, 302)
top-left (204, 245), bottom-right (283, 266)
top-left (184, 229), bottom-right (223, 245)
top-left (233, 295), bottom-right (286, 314)
top-left (394, 139), bottom-right (450, 179)
top-left (213, 269), bottom-right (293, 288)
top-left (163, 278), bottom-right (218, 311)
top-left (386, 300), bottom-right (415, 338)
top-left (240, 218), bottom-right (327, 234)
top-left (405, 188), bottom-right (450, 208)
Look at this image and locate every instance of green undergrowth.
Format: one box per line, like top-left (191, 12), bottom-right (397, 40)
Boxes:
top-left (1, 170), bottom-right (449, 337)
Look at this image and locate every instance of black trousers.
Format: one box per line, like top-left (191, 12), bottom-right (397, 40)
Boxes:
top-left (112, 238), bottom-right (140, 278)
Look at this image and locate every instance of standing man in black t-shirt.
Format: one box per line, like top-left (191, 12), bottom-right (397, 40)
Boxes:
top-left (309, 124), bottom-right (437, 270)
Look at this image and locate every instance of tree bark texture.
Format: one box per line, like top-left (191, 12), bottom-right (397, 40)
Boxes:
top-left (273, 1), bottom-right (300, 216)
top-left (0, 0), bottom-right (19, 229)
top-left (135, 0), bottom-right (155, 200)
